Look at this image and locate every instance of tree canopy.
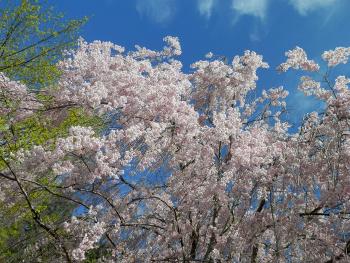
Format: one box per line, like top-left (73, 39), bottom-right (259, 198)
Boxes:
top-left (1, 33), bottom-right (350, 262)
top-left (0, 1), bottom-right (94, 262)
top-left (0, 0), bottom-right (86, 87)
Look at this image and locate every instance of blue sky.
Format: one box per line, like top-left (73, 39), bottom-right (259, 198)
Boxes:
top-left (49, 0), bottom-right (350, 127)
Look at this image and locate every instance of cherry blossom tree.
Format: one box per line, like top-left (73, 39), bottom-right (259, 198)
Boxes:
top-left (1, 37), bottom-right (350, 262)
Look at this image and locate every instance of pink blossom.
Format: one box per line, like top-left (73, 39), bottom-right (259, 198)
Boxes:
top-left (322, 47), bottom-right (350, 67)
top-left (278, 46), bottom-right (320, 72)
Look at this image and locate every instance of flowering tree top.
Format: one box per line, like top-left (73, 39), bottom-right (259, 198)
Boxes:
top-left (1, 37), bottom-right (350, 262)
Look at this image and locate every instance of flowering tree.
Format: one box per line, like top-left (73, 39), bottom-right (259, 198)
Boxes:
top-left (1, 37), bottom-right (350, 262)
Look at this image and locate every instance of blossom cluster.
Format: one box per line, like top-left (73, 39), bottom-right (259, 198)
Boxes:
top-left (1, 38), bottom-right (350, 262)
top-left (0, 73), bottom-right (42, 121)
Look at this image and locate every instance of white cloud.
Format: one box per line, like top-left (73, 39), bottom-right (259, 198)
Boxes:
top-left (197, 0), bottom-right (216, 19)
top-left (249, 30), bottom-right (261, 42)
top-left (289, 0), bottom-right (338, 15)
top-left (136, 0), bottom-right (175, 23)
top-left (286, 90), bottom-right (324, 126)
top-left (231, 0), bottom-right (269, 20)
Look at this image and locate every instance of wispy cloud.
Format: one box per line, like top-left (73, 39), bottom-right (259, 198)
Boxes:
top-left (136, 0), bottom-right (175, 23)
top-left (286, 90), bottom-right (324, 126)
top-left (249, 26), bottom-right (262, 42)
top-left (197, 0), bottom-right (216, 19)
top-left (289, 0), bottom-right (338, 15)
top-left (231, 0), bottom-right (269, 20)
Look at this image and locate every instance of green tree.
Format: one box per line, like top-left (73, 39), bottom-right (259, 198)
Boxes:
top-left (0, 1), bottom-right (100, 262)
top-left (0, 107), bottom-right (104, 262)
top-left (0, 0), bottom-right (87, 87)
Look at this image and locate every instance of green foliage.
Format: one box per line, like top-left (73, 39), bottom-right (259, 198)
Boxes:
top-left (0, 0), bottom-right (87, 88)
top-left (0, 105), bottom-right (104, 261)
top-left (0, 191), bottom-right (75, 262)
top-left (83, 245), bottom-right (113, 263)
top-left (0, 2), bottom-right (95, 261)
